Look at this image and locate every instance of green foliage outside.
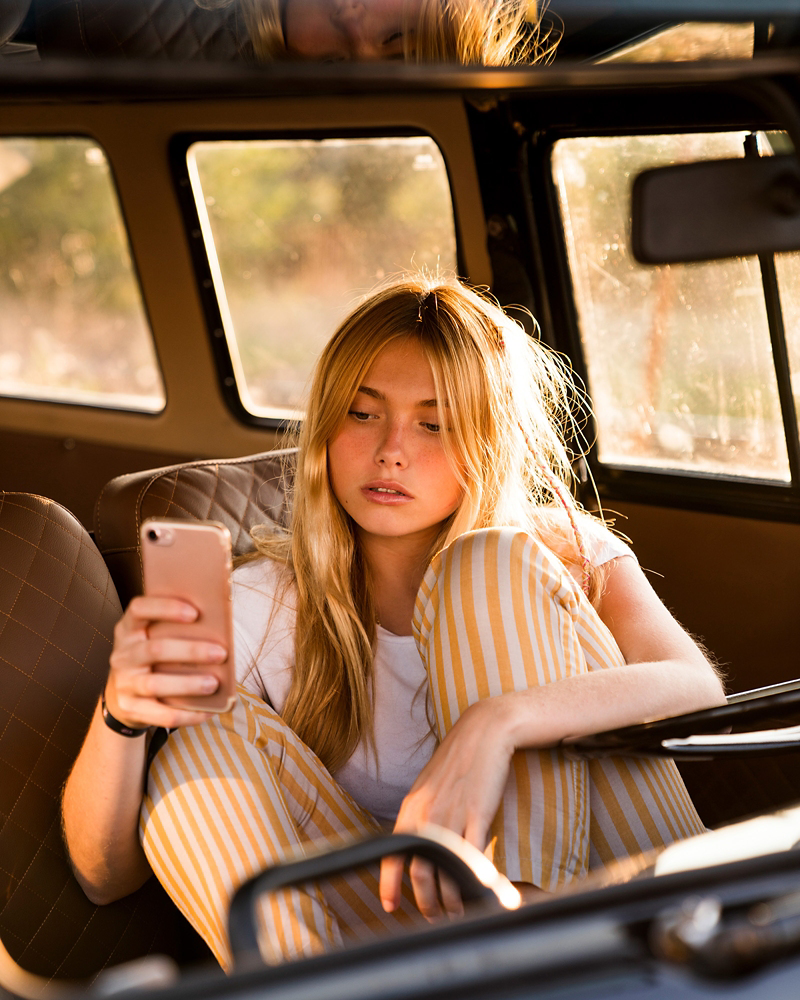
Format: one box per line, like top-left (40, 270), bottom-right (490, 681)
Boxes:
top-left (192, 137), bottom-right (457, 414)
top-left (0, 138), bottom-right (163, 408)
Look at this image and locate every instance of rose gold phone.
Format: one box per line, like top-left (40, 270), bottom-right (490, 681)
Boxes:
top-left (141, 518), bottom-right (236, 713)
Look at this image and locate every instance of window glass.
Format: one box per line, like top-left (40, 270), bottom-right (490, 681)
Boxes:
top-left (0, 137), bottom-right (164, 411)
top-left (597, 22), bottom-right (754, 63)
top-left (188, 136), bottom-right (457, 418)
top-left (552, 133), bottom-right (789, 481)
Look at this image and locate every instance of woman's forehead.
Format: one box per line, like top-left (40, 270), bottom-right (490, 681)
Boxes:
top-left (357, 337), bottom-right (441, 402)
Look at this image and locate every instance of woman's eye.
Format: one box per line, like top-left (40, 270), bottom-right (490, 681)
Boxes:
top-left (383, 31), bottom-right (403, 46)
top-left (422, 422), bottom-right (441, 434)
top-left (349, 410), bottom-right (374, 422)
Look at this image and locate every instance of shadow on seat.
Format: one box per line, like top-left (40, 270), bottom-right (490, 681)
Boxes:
top-left (0, 493), bottom-right (205, 981)
top-left (94, 449), bottom-right (295, 606)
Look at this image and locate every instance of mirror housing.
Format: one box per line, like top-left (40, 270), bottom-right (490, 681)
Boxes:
top-left (632, 153), bottom-right (800, 263)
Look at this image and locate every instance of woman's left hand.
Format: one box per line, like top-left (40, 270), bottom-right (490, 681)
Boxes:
top-left (379, 696), bottom-right (518, 920)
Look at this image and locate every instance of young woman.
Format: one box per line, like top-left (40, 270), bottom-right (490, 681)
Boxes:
top-left (63, 277), bottom-right (725, 970)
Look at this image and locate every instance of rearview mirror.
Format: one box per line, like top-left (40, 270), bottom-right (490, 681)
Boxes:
top-left (631, 153), bottom-right (800, 263)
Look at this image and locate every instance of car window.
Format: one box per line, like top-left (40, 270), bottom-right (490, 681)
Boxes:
top-left (187, 135), bottom-right (457, 419)
top-left (0, 137), bottom-right (164, 412)
top-left (597, 22), bottom-right (754, 63)
top-left (552, 131), bottom-right (790, 482)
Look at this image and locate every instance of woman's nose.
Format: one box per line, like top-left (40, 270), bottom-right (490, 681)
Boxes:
top-left (332, 0), bottom-right (364, 29)
top-left (376, 422), bottom-right (408, 467)
top-left (330, 0), bottom-right (383, 58)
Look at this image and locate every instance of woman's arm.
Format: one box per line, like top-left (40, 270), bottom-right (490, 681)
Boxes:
top-left (380, 555), bottom-right (726, 915)
top-left (507, 554), bottom-right (726, 744)
top-left (62, 597), bottom-right (225, 905)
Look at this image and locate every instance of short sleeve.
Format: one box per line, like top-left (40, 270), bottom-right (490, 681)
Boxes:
top-left (579, 515), bottom-right (636, 567)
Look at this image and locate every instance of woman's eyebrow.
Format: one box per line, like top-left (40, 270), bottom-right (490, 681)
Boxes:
top-left (355, 385), bottom-right (385, 400)
top-left (356, 386), bottom-right (445, 408)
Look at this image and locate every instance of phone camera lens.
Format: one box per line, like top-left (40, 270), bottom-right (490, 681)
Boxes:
top-left (147, 529), bottom-right (158, 542)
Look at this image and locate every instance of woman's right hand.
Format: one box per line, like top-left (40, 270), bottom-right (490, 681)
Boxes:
top-left (104, 595), bottom-right (227, 731)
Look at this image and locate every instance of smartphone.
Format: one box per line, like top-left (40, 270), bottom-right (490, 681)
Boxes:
top-left (140, 518), bottom-right (236, 713)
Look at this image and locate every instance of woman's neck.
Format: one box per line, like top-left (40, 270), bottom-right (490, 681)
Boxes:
top-left (360, 532), bottom-right (433, 636)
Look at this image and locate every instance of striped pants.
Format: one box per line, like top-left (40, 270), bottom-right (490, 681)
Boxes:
top-left (140, 528), bottom-right (704, 970)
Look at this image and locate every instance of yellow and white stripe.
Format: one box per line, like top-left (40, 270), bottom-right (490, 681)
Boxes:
top-left (141, 693), bottom-right (421, 969)
top-left (414, 527), bottom-right (704, 890)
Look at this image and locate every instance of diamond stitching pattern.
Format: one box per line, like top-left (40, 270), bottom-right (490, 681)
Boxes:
top-left (96, 449), bottom-right (295, 606)
top-left (0, 493), bottom-right (191, 979)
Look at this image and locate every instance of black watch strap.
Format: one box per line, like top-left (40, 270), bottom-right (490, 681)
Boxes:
top-left (101, 689), bottom-right (148, 737)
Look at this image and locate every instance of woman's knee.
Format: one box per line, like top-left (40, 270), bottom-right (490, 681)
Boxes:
top-left (414, 527), bottom-right (579, 648)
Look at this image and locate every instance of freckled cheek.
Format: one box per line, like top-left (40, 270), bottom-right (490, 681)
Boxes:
top-left (328, 430), bottom-right (373, 499)
top-left (419, 452), bottom-right (463, 511)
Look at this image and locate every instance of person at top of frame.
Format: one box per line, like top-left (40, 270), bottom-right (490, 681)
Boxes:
top-left (195, 0), bottom-right (559, 64)
top-left (63, 275), bottom-right (725, 970)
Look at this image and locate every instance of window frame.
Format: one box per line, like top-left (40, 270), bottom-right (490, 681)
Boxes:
top-left (531, 115), bottom-right (800, 524)
top-left (170, 127), bottom-right (463, 430)
top-left (0, 131), bottom-right (166, 416)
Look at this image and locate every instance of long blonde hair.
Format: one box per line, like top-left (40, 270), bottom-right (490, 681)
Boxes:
top-left (196, 0), bottom-right (559, 65)
top-left (253, 276), bottom-right (600, 772)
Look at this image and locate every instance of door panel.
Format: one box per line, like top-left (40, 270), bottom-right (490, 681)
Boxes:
top-left (613, 501), bottom-right (800, 694)
top-left (0, 428), bottom-right (192, 528)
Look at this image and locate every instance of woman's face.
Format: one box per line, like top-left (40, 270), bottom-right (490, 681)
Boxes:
top-left (283, 0), bottom-right (422, 61)
top-left (328, 337), bottom-right (463, 549)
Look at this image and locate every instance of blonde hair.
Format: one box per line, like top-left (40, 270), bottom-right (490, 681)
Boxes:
top-left (196, 0), bottom-right (559, 65)
top-left (253, 276), bottom-right (600, 772)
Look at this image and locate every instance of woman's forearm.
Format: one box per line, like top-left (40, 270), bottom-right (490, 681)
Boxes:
top-left (62, 699), bottom-right (152, 904)
top-left (501, 655), bottom-right (726, 751)
top-left (63, 596), bottom-right (226, 904)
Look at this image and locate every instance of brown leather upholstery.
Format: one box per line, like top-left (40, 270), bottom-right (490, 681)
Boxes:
top-left (0, 493), bottom-right (203, 981)
top-left (94, 449), bottom-right (295, 607)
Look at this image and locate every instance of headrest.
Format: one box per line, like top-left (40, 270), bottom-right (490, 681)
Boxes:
top-left (94, 449), bottom-right (295, 606)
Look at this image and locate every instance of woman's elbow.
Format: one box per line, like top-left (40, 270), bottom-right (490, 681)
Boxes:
top-left (73, 864), bottom-right (151, 906)
top-left (695, 655), bottom-right (728, 706)
top-left (79, 879), bottom-right (122, 907)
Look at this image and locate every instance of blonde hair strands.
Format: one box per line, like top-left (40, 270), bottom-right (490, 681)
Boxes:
top-left (252, 276), bottom-right (601, 773)
top-left (196, 0), bottom-right (558, 65)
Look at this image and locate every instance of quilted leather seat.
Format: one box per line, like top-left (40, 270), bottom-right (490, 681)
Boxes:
top-left (0, 493), bottom-right (202, 981)
top-left (35, 0), bottom-right (253, 60)
top-left (94, 449), bottom-right (295, 606)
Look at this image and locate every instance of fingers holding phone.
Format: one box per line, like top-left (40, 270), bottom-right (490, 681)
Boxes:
top-left (105, 595), bottom-right (220, 729)
top-left (105, 520), bottom-right (237, 730)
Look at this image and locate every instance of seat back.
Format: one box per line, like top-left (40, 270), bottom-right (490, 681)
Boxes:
top-left (94, 449), bottom-right (295, 606)
top-left (0, 493), bottom-right (200, 981)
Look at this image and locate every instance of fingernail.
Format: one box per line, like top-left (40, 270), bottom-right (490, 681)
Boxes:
top-left (381, 899), bottom-right (395, 913)
top-left (201, 677), bottom-right (219, 693)
top-left (209, 645), bottom-right (227, 661)
top-left (180, 606), bottom-right (198, 621)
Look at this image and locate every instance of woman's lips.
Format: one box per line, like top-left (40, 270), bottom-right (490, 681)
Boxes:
top-left (361, 483), bottom-right (413, 504)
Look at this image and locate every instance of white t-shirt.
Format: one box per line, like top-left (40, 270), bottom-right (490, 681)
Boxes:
top-left (232, 521), bottom-right (633, 826)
